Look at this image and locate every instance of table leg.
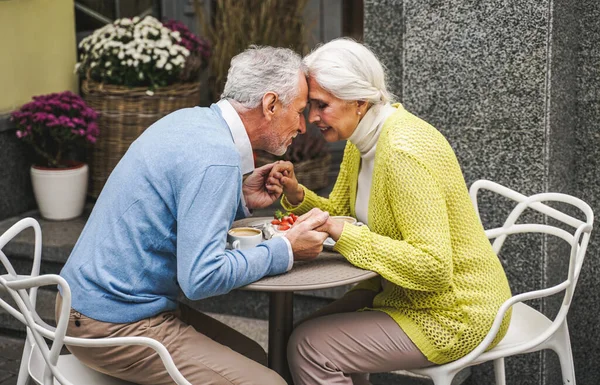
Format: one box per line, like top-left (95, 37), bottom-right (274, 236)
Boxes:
top-left (268, 291), bottom-right (294, 384)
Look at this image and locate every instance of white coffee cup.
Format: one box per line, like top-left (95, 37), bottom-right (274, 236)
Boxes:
top-left (331, 216), bottom-right (357, 225)
top-left (227, 227), bottom-right (263, 250)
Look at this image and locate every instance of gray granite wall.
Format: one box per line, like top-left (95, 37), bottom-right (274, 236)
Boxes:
top-left (0, 116), bottom-right (36, 220)
top-left (365, 0), bottom-right (594, 384)
top-left (572, 1), bottom-right (600, 385)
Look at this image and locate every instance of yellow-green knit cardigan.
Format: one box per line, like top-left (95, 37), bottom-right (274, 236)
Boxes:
top-left (282, 104), bottom-right (512, 364)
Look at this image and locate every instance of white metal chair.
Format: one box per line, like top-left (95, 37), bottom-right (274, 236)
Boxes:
top-left (0, 218), bottom-right (193, 385)
top-left (404, 180), bottom-right (594, 385)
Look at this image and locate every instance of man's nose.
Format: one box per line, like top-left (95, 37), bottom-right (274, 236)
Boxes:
top-left (299, 114), bottom-right (307, 134)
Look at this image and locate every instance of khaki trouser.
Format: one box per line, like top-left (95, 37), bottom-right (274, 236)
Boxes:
top-left (56, 294), bottom-right (285, 385)
top-left (288, 289), bottom-right (434, 385)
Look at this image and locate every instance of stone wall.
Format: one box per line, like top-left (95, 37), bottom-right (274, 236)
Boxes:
top-left (571, 1), bottom-right (600, 385)
top-left (365, 0), bottom-right (597, 384)
top-left (0, 119), bottom-right (36, 220)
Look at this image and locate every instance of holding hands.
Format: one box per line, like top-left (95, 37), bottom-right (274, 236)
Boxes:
top-left (284, 208), bottom-right (330, 260)
top-left (243, 161), bottom-right (337, 259)
top-left (242, 162), bottom-right (286, 209)
top-left (268, 161), bottom-right (347, 243)
top-left (268, 161), bottom-right (305, 205)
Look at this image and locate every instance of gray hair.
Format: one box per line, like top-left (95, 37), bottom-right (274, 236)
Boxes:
top-left (221, 46), bottom-right (306, 108)
top-left (303, 38), bottom-right (393, 105)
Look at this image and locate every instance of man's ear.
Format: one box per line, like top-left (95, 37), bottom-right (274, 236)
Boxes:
top-left (262, 92), bottom-right (278, 121)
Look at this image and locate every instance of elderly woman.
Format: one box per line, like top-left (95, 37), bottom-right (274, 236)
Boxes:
top-left (270, 38), bottom-right (512, 385)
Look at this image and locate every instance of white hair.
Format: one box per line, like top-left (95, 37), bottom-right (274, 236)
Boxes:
top-left (303, 38), bottom-right (393, 105)
top-left (221, 46), bottom-right (306, 108)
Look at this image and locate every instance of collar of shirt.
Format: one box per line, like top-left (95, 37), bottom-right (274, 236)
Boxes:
top-left (217, 99), bottom-right (255, 175)
top-left (348, 103), bottom-right (396, 156)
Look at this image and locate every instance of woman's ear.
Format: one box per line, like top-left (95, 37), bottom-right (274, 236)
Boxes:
top-left (262, 92), bottom-right (278, 121)
top-left (356, 100), bottom-right (368, 116)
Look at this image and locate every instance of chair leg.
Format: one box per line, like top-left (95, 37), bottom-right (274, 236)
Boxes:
top-left (17, 338), bottom-right (32, 385)
top-left (493, 358), bottom-right (506, 385)
top-left (428, 371), bottom-right (455, 385)
top-left (551, 323), bottom-right (576, 385)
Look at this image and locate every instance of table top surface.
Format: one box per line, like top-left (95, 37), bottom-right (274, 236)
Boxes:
top-left (233, 217), bottom-right (378, 292)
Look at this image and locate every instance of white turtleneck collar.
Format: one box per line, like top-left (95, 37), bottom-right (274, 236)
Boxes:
top-left (348, 103), bottom-right (396, 155)
top-left (351, 103), bottom-right (396, 226)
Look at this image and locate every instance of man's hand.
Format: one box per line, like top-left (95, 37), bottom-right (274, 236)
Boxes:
top-left (243, 162), bottom-right (284, 209)
top-left (268, 161), bottom-right (304, 205)
top-left (294, 212), bottom-right (345, 242)
top-left (284, 208), bottom-right (330, 261)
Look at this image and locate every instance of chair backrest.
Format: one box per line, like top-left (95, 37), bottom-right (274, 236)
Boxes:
top-left (0, 218), bottom-right (193, 385)
top-left (0, 218), bottom-right (72, 385)
top-left (461, 180), bottom-right (594, 359)
top-left (470, 180), bottom-right (593, 311)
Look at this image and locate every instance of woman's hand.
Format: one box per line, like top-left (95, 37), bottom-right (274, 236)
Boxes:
top-left (317, 217), bottom-right (345, 242)
top-left (295, 214), bottom-right (345, 242)
top-left (268, 161), bottom-right (304, 205)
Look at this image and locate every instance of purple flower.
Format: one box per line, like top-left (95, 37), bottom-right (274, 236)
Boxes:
top-left (11, 91), bottom-right (99, 167)
top-left (163, 19), bottom-right (211, 60)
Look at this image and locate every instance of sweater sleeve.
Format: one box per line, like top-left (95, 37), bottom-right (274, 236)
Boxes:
top-left (281, 144), bottom-right (357, 216)
top-left (176, 165), bottom-right (290, 301)
top-left (334, 151), bottom-right (453, 292)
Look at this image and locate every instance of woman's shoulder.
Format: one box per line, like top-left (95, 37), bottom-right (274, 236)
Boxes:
top-left (381, 107), bottom-right (452, 155)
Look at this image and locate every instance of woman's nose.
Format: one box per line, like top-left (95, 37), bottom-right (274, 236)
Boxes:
top-left (308, 107), bottom-right (319, 124)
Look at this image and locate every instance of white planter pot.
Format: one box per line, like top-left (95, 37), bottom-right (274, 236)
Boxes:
top-left (30, 163), bottom-right (89, 220)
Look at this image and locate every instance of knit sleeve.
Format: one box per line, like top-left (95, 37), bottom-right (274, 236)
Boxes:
top-left (349, 276), bottom-right (382, 293)
top-left (281, 143), bottom-right (357, 216)
top-left (334, 151), bottom-right (453, 292)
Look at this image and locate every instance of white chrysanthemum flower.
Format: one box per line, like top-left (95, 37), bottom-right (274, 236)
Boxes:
top-left (133, 16), bottom-right (140, 23)
top-left (127, 59), bottom-right (133, 66)
top-left (165, 63), bottom-right (173, 70)
top-left (105, 61), bottom-right (111, 67)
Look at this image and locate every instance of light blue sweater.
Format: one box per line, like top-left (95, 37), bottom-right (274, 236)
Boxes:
top-left (60, 105), bottom-right (290, 323)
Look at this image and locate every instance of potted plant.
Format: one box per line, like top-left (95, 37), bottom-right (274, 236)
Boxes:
top-left (162, 19), bottom-right (211, 83)
top-left (75, 16), bottom-right (211, 197)
top-left (10, 91), bottom-right (99, 220)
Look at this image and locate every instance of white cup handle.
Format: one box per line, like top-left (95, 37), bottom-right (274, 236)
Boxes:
top-left (232, 240), bottom-right (241, 249)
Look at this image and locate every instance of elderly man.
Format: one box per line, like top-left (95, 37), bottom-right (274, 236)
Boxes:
top-left (58, 46), bottom-right (329, 385)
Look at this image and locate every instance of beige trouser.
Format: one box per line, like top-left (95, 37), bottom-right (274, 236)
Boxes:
top-left (55, 294), bottom-right (285, 385)
top-left (288, 289), bottom-right (434, 385)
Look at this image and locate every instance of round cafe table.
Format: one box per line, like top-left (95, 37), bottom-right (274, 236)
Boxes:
top-left (233, 217), bottom-right (378, 384)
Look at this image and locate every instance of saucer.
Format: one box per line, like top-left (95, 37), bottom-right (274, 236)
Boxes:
top-left (323, 237), bottom-right (336, 250)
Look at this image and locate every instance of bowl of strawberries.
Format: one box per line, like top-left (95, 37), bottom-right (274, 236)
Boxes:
top-left (270, 210), bottom-right (298, 232)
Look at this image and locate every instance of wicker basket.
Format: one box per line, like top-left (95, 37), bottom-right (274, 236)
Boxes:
top-left (256, 152), bottom-right (332, 191)
top-left (82, 79), bottom-right (202, 197)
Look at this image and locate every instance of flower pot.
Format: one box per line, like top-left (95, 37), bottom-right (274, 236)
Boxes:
top-left (30, 163), bottom-right (89, 220)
